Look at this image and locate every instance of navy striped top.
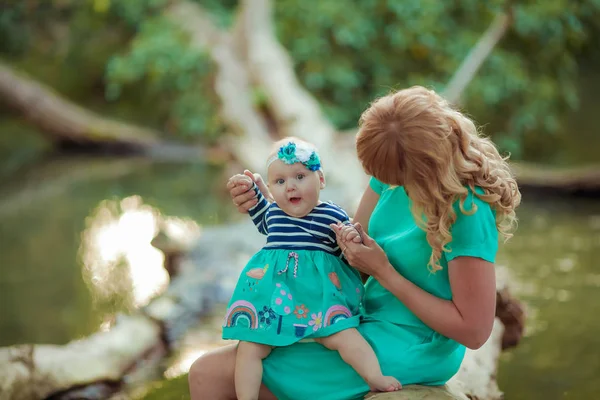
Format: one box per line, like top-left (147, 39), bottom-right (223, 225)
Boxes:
top-left (248, 184), bottom-right (349, 258)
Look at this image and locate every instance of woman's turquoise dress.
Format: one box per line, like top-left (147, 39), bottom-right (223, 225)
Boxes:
top-left (262, 177), bottom-right (499, 400)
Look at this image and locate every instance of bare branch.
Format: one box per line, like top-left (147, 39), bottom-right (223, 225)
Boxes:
top-left (443, 12), bottom-right (512, 104)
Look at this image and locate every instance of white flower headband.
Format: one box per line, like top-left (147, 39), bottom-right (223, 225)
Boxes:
top-left (266, 141), bottom-right (322, 171)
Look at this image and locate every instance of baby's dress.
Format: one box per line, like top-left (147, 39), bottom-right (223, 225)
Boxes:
top-left (222, 188), bottom-right (364, 346)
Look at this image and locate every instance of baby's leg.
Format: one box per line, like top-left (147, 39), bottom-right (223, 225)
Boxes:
top-left (315, 329), bottom-right (401, 392)
top-left (235, 341), bottom-right (273, 400)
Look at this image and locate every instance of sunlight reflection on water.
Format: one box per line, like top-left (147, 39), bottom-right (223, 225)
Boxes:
top-left (79, 195), bottom-right (200, 310)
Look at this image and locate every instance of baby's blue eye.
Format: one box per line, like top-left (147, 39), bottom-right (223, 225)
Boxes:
top-left (276, 178), bottom-right (285, 185)
top-left (297, 174), bottom-right (305, 180)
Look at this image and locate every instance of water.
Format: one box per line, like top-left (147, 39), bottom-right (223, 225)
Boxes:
top-left (0, 156), bottom-right (232, 346)
top-left (0, 157), bottom-right (598, 399)
top-left (496, 193), bottom-right (600, 400)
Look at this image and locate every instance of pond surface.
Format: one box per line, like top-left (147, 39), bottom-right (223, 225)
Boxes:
top-left (0, 156), bottom-right (598, 400)
top-left (495, 192), bottom-right (600, 400)
top-left (0, 156), bottom-right (232, 346)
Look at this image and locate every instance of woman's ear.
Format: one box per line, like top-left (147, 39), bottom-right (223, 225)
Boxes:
top-left (318, 170), bottom-right (326, 189)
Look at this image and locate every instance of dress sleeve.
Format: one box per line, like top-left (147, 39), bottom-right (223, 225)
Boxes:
top-left (445, 189), bottom-right (499, 263)
top-left (369, 176), bottom-right (387, 195)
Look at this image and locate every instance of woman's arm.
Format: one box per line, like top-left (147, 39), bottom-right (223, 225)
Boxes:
top-left (335, 222), bottom-right (497, 349)
top-left (338, 188), bottom-right (499, 349)
top-left (374, 257), bottom-right (496, 349)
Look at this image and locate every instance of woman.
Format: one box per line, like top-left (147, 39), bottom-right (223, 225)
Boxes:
top-left (188, 86), bottom-right (521, 400)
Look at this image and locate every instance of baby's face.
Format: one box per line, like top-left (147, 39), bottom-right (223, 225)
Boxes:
top-left (267, 160), bottom-right (324, 217)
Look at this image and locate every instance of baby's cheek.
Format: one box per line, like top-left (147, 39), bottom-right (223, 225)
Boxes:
top-left (270, 187), bottom-right (284, 201)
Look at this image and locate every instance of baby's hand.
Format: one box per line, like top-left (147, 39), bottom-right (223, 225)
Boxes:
top-left (339, 222), bottom-right (363, 244)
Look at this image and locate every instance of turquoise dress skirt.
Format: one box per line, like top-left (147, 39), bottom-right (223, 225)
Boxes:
top-left (222, 248), bottom-right (364, 346)
top-left (260, 177), bottom-right (499, 400)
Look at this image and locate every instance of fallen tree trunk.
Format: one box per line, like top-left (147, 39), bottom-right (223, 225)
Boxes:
top-left (0, 61), bottom-right (161, 149)
top-left (512, 162), bottom-right (600, 195)
top-left (232, 0), bottom-right (363, 194)
top-left (165, 1), bottom-right (274, 171)
top-left (0, 316), bottom-right (162, 400)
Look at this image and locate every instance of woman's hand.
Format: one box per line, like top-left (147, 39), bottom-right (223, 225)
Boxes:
top-left (331, 222), bottom-right (393, 279)
top-left (226, 169), bottom-right (273, 213)
top-left (336, 223), bottom-right (363, 244)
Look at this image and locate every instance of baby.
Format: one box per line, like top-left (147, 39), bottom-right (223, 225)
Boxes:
top-left (222, 138), bottom-right (401, 399)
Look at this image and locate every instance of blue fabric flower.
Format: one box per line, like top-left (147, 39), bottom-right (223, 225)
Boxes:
top-left (273, 141), bottom-right (321, 171)
top-left (278, 142), bottom-right (298, 165)
top-left (305, 152), bottom-right (321, 171)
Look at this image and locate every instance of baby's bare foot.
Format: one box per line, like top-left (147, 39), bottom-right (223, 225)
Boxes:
top-left (367, 375), bottom-right (402, 392)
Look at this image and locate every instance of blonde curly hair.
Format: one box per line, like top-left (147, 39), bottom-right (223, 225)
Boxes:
top-left (356, 86), bottom-right (521, 272)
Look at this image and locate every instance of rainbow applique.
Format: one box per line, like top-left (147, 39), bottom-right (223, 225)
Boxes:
top-left (223, 300), bottom-right (259, 329)
top-left (323, 305), bottom-right (352, 327)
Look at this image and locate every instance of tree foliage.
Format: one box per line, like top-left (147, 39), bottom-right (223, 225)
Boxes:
top-left (273, 0), bottom-right (600, 157)
top-left (101, 0), bottom-right (225, 140)
top-left (1, 0), bottom-right (599, 157)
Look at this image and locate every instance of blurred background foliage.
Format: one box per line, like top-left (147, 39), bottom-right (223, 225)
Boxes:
top-left (1, 0), bottom-right (599, 161)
